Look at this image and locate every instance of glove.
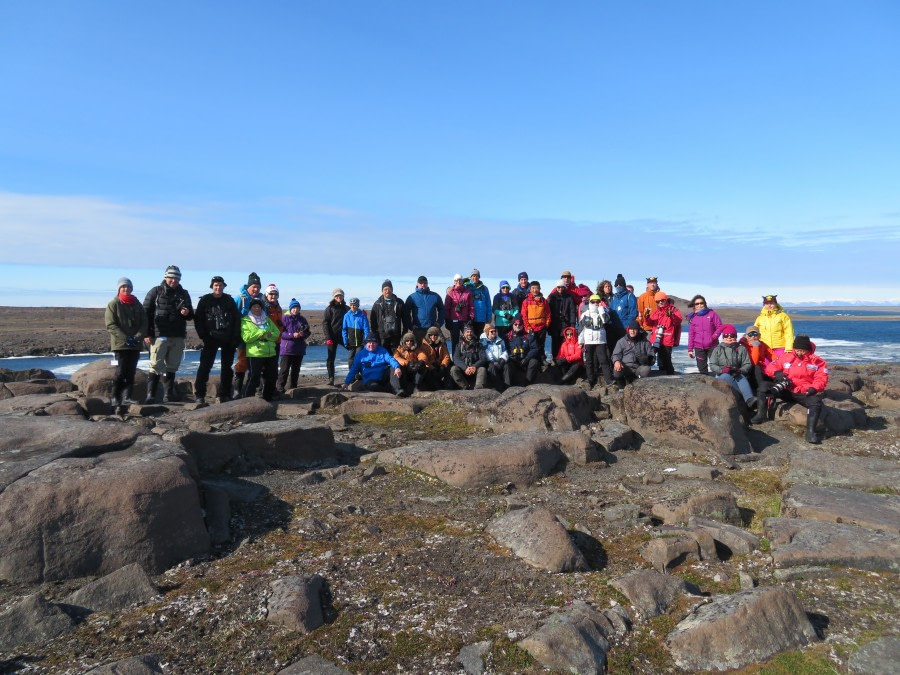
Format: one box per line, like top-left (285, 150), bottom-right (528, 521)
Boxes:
top-left (721, 366), bottom-right (732, 375)
top-left (774, 371), bottom-right (786, 383)
top-left (806, 387), bottom-right (817, 396)
top-left (326, 339), bottom-right (334, 347)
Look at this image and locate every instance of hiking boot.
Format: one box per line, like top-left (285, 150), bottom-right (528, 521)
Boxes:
top-left (120, 388), bottom-right (137, 406)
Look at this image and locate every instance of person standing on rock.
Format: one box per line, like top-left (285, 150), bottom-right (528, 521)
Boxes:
top-left (233, 272), bottom-right (265, 397)
top-left (444, 273), bottom-right (474, 355)
top-left (323, 288), bottom-right (349, 386)
top-left (194, 276), bottom-right (241, 404)
top-left (342, 297), bottom-right (370, 370)
top-left (466, 268), bottom-right (492, 338)
top-left (277, 298), bottom-right (311, 395)
top-left (751, 335), bottom-right (829, 444)
top-left (645, 291), bottom-right (683, 375)
top-left (370, 280), bottom-right (404, 355)
top-left (637, 276), bottom-right (661, 331)
top-left (521, 280), bottom-right (551, 360)
top-left (709, 324), bottom-right (757, 409)
top-left (611, 320), bottom-right (654, 389)
top-left (241, 298), bottom-right (280, 401)
top-left (491, 280), bottom-right (519, 343)
top-left (578, 294), bottom-right (612, 388)
top-left (105, 277), bottom-right (148, 410)
top-left (608, 274), bottom-right (637, 354)
top-left (404, 276), bottom-right (445, 343)
top-left (342, 333), bottom-right (404, 395)
top-left (143, 265), bottom-right (194, 403)
top-left (510, 271), bottom-right (530, 309)
top-left (686, 294), bottom-right (724, 375)
top-left (755, 294), bottom-right (795, 356)
top-left (548, 278), bottom-right (578, 359)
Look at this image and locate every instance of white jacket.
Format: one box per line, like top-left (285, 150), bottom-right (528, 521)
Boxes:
top-left (578, 306), bottom-right (608, 345)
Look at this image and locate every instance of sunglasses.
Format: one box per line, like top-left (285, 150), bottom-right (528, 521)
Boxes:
top-left (656, 300), bottom-right (666, 304)
top-left (747, 331), bottom-right (760, 337)
top-left (590, 300), bottom-right (601, 304)
top-left (693, 301), bottom-right (705, 306)
top-left (722, 333), bottom-right (737, 339)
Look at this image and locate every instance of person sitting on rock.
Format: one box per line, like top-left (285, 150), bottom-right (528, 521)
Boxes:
top-left (578, 293), bottom-right (612, 388)
top-left (521, 280), bottom-right (551, 360)
top-left (194, 275), bottom-right (240, 404)
top-left (740, 324), bottom-right (774, 392)
top-left (240, 298), bottom-right (280, 402)
top-left (342, 297), bottom-right (370, 370)
top-left (505, 317), bottom-right (541, 386)
top-left (751, 334), bottom-right (829, 444)
top-left (709, 324), bottom-right (757, 410)
top-left (480, 323), bottom-right (509, 391)
top-left (611, 320), bottom-right (654, 389)
top-left (393, 331), bottom-right (428, 396)
top-left (554, 325), bottom-right (584, 384)
top-left (645, 291), bottom-right (683, 375)
top-left (105, 276), bottom-right (147, 411)
top-left (343, 333), bottom-right (404, 396)
top-left (419, 326), bottom-right (451, 390)
top-left (450, 323), bottom-right (488, 390)
top-left (276, 298), bottom-right (311, 395)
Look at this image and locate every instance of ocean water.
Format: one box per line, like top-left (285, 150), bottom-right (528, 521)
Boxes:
top-left (2, 320), bottom-right (899, 379)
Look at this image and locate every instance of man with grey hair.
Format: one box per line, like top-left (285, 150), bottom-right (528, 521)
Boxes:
top-left (143, 265), bottom-right (194, 403)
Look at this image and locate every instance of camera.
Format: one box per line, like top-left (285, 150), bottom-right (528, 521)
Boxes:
top-left (769, 377), bottom-right (792, 397)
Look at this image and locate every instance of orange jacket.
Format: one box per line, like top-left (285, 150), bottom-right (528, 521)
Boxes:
top-left (740, 336), bottom-right (774, 367)
top-left (522, 293), bottom-right (552, 332)
top-left (637, 290), bottom-right (657, 330)
top-left (420, 341), bottom-right (451, 369)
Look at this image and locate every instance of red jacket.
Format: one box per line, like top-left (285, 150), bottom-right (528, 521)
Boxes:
top-left (522, 293), bottom-right (552, 333)
top-left (556, 327), bottom-right (583, 364)
top-left (764, 344), bottom-right (829, 393)
top-left (646, 301), bottom-right (683, 347)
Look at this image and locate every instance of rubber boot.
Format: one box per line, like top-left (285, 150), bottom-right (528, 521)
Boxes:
top-left (805, 408), bottom-right (822, 444)
top-left (145, 374), bottom-right (160, 403)
top-left (561, 364), bottom-right (580, 384)
top-left (750, 397), bottom-right (770, 424)
top-left (110, 382), bottom-right (123, 409)
top-left (120, 387), bottom-right (136, 406)
top-left (163, 373), bottom-right (180, 403)
top-left (233, 372), bottom-right (245, 400)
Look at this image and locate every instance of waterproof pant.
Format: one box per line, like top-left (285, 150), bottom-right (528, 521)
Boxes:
top-left (508, 358), bottom-right (540, 386)
top-left (582, 344), bottom-right (612, 385)
top-left (195, 340), bottom-right (236, 399)
top-left (277, 354), bottom-right (303, 392)
top-left (486, 360), bottom-right (509, 391)
top-left (656, 345), bottom-right (675, 375)
top-left (447, 320), bottom-right (465, 355)
top-left (757, 383), bottom-right (823, 416)
top-left (326, 342), bottom-right (345, 382)
top-left (417, 366), bottom-right (449, 391)
top-left (358, 369), bottom-right (402, 394)
top-left (693, 347), bottom-right (713, 375)
top-left (613, 363), bottom-right (652, 384)
top-left (244, 355), bottom-right (278, 401)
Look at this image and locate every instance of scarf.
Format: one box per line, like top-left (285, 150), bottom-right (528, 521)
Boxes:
top-left (250, 311), bottom-right (268, 328)
top-left (118, 292), bottom-right (137, 305)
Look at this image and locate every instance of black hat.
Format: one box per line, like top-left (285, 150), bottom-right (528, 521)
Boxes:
top-left (762, 294), bottom-right (777, 303)
top-left (793, 335), bottom-right (812, 351)
top-left (210, 275), bottom-right (226, 288)
top-left (628, 320), bottom-right (641, 331)
top-left (247, 272), bottom-right (261, 287)
top-left (248, 298), bottom-right (264, 309)
top-left (518, 271), bottom-right (529, 281)
top-left (417, 275), bottom-right (428, 285)
top-left (364, 332), bottom-right (380, 343)
top-left (646, 276), bottom-right (658, 283)
top-left (615, 274), bottom-right (627, 288)
top-left (382, 279), bottom-right (393, 290)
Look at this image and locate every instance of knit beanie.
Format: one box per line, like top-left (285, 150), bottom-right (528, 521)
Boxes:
top-left (382, 279), bottom-right (393, 291)
top-left (721, 324), bottom-right (737, 335)
top-left (117, 277), bottom-right (133, 292)
top-left (471, 268), bottom-right (480, 277)
top-left (518, 271), bottom-right (529, 281)
top-left (615, 274), bottom-right (627, 288)
top-left (365, 332), bottom-right (380, 343)
top-left (628, 320), bottom-right (641, 331)
top-left (417, 275), bottom-right (428, 285)
top-left (247, 272), bottom-right (261, 287)
top-left (266, 284), bottom-right (279, 296)
top-left (164, 265), bottom-right (182, 280)
top-left (349, 297), bottom-right (360, 306)
top-left (289, 298), bottom-right (300, 310)
top-left (762, 294), bottom-right (777, 304)
top-left (793, 335), bottom-right (813, 351)
top-left (249, 298), bottom-right (264, 310)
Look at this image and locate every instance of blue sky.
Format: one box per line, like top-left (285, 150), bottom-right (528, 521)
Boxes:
top-left (1, 1), bottom-right (899, 308)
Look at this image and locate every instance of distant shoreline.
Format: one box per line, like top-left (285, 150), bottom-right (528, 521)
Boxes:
top-left (1, 305), bottom-right (899, 359)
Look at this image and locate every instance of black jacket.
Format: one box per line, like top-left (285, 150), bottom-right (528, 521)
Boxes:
top-left (323, 299), bottom-right (349, 346)
top-left (370, 294), bottom-right (404, 342)
top-left (143, 282), bottom-right (194, 339)
top-left (195, 292), bottom-right (241, 345)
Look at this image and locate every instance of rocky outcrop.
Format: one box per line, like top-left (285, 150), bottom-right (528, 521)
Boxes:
top-left (623, 376), bottom-right (751, 455)
top-left (378, 432), bottom-right (563, 488)
top-left (0, 437), bottom-right (210, 582)
top-left (63, 563), bottom-right (159, 615)
top-left (71, 359), bottom-right (149, 400)
top-left (665, 587), bottom-right (818, 671)
top-left (462, 384), bottom-right (597, 432)
top-left (782, 484), bottom-right (900, 534)
top-left (0, 593), bottom-right (76, 650)
top-left (610, 570), bottom-right (700, 618)
top-left (786, 449), bottom-right (900, 490)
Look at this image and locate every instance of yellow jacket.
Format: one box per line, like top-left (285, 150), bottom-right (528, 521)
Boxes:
top-left (755, 305), bottom-right (794, 350)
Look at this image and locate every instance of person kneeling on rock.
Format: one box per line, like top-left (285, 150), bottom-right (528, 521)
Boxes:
top-left (342, 333), bottom-right (404, 396)
top-left (611, 320), bottom-right (654, 390)
top-left (751, 334), bottom-right (829, 444)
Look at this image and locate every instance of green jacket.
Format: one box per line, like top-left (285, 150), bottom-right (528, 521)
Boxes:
top-left (241, 315), bottom-right (279, 358)
top-left (105, 297), bottom-right (148, 351)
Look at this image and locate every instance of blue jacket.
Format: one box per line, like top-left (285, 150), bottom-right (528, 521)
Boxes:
top-left (609, 288), bottom-right (637, 331)
top-left (345, 346), bottom-right (400, 385)
top-left (236, 284), bottom-right (264, 317)
top-left (467, 282), bottom-right (493, 323)
top-left (404, 287), bottom-right (445, 330)
top-left (342, 309), bottom-right (371, 349)
top-left (506, 330), bottom-right (541, 363)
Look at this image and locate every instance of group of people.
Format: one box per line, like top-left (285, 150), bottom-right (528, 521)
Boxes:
top-left (105, 267), bottom-right (828, 443)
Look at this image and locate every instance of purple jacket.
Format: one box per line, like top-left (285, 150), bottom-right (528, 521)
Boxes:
top-left (280, 312), bottom-right (311, 356)
top-left (687, 308), bottom-right (723, 350)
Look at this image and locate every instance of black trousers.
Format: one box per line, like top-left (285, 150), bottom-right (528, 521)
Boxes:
top-left (113, 350), bottom-right (141, 394)
top-left (757, 382), bottom-right (823, 415)
top-left (693, 347), bottom-right (713, 375)
top-left (507, 358), bottom-right (540, 386)
top-left (326, 342), bottom-right (344, 380)
top-left (583, 344), bottom-right (612, 385)
top-left (277, 354), bottom-right (303, 392)
top-left (195, 340), bottom-right (236, 398)
top-left (244, 355), bottom-right (278, 401)
top-left (656, 345), bottom-right (675, 375)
